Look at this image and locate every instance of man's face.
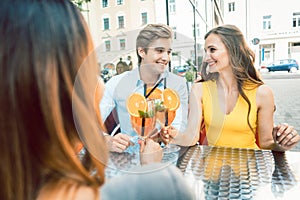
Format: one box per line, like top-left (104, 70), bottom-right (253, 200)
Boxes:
top-left (138, 38), bottom-right (172, 75)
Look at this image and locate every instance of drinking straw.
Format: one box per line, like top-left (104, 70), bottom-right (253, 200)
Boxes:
top-left (141, 83), bottom-right (147, 137)
top-left (163, 78), bottom-right (168, 126)
top-left (165, 109), bottom-right (169, 126)
top-left (144, 83), bottom-right (147, 96)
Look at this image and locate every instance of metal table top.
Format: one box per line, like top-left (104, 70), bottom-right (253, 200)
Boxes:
top-left (104, 145), bottom-right (300, 199)
top-left (178, 145), bottom-right (300, 200)
top-left (105, 145), bottom-right (180, 178)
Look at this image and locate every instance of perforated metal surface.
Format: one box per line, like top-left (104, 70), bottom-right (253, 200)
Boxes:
top-left (102, 145), bottom-right (300, 199)
top-left (105, 146), bottom-right (180, 179)
top-left (177, 145), bottom-right (300, 199)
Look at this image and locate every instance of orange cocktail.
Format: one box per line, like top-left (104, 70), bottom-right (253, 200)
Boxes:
top-left (127, 94), bottom-right (156, 137)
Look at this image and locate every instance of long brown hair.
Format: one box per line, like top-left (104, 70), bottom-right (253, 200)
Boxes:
top-left (0, 0), bottom-right (107, 199)
top-left (199, 24), bottom-right (264, 133)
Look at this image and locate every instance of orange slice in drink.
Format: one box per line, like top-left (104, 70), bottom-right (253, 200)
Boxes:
top-left (163, 88), bottom-right (180, 111)
top-left (146, 87), bottom-right (163, 100)
top-left (167, 110), bottom-right (176, 124)
top-left (126, 93), bottom-right (147, 117)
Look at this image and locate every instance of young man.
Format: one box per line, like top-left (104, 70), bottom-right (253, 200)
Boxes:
top-left (100, 24), bottom-right (189, 152)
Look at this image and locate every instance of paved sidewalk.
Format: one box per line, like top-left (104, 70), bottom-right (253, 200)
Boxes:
top-left (264, 78), bottom-right (300, 152)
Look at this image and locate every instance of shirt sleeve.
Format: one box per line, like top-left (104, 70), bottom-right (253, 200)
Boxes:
top-left (100, 77), bottom-right (117, 122)
top-left (171, 78), bottom-right (189, 132)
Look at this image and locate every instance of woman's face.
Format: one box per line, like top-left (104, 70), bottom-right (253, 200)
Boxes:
top-left (204, 33), bottom-right (230, 73)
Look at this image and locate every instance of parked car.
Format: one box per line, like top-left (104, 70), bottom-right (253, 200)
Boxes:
top-left (100, 68), bottom-right (115, 83)
top-left (262, 59), bottom-right (299, 73)
top-left (172, 65), bottom-right (190, 77)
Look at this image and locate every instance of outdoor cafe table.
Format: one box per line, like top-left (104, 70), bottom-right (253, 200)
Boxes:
top-left (105, 145), bottom-right (300, 199)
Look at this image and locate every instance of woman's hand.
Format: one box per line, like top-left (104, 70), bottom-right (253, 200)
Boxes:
top-left (160, 126), bottom-right (178, 145)
top-left (273, 123), bottom-right (300, 151)
top-left (139, 138), bottom-right (163, 165)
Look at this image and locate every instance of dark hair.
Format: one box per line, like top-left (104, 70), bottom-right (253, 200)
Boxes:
top-left (136, 23), bottom-right (173, 65)
top-left (0, 0), bottom-right (107, 199)
top-left (199, 24), bottom-right (264, 133)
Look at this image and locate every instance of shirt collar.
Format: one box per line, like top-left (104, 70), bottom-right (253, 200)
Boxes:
top-left (134, 67), bottom-right (169, 88)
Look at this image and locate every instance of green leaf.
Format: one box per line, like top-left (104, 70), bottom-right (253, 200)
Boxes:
top-left (138, 110), bottom-right (154, 118)
top-left (185, 70), bottom-right (194, 82)
top-left (154, 101), bottom-right (165, 112)
top-left (71, 0), bottom-right (91, 11)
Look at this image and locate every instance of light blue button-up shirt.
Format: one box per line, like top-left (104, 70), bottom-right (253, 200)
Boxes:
top-left (100, 67), bottom-right (188, 137)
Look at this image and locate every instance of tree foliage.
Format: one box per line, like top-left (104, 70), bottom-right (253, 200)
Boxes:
top-left (71, 0), bottom-right (91, 11)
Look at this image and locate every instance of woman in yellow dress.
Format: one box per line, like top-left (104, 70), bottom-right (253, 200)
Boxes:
top-left (165, 24), bottom-right (299, 151)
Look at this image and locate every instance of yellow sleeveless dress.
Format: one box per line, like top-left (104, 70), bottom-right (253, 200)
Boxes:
top-left (202, 80), bottom-right (259, 149)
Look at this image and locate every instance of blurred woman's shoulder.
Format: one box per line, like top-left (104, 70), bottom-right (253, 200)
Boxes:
top-left (37, 178), bottom-right (97, 200)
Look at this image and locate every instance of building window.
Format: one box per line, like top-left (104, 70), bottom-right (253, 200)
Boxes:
top-left (197, 43), bottom-right (202, 51)
top-left (292, 12), bottom-right (300, 28)
top-left (172, 27), bottom-right (177, 40)
top-left (105, 40), bottom-right (111, 52)
top-left (103, 18), bottom-right (110, 30)
top-left (195, 0), bottom-right (199, 8)
top-left (118, 16), bottom-right (125, 28)
top-left (228, 2), bottom-right (235, 12)
top-left (196, 24), bottom-right (200, 37)
top-left (102, 0), bottom-right (108, 8)
top-left (192, 24), bottom-right (201, 38)
top-left (141, 12), bottom-right (148, 25)
top-left (117, 0), bottom-right (124, 5)
top-left (169, 0), bottom-right (176, 13)
top-left (263, 15), bottom-right (272, 30)
top-left (120, 39), bottom-right (126, 50)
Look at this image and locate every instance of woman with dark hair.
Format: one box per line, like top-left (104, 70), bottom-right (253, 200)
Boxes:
top-left (165, 24), bottom-right (299, 151)
top-left (0, 0), bottom-right (108, 199)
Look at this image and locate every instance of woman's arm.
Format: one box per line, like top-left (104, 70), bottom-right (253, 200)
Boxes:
top-left (256, 84), bottom-right (277, 149)
top-left (256, 84), bottom-right (300, 151)
top-left (168, 83), bottom-right (203, 146)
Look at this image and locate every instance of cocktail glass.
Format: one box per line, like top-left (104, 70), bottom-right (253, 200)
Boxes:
top-left (131, 99), bottom-right (156, 140)
top-left (155, 100), bottom-right (176, 151)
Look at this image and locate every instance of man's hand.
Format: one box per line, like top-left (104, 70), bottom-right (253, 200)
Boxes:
top-left (105, 133), bottom-right (132, 153)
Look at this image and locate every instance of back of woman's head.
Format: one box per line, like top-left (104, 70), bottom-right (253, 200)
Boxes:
top-left (0, 0), bottom-right (107, 199)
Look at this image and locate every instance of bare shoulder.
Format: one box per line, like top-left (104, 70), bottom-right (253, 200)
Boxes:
top-left (191, 82), bottom-right (203, 92)
top-left (257, 84), bottom-right (274, 99)
top-left (74, 186), bottom-right (96, 200)
top-left (190, 82), bottom-right (203, 97)
top-left (256, 84), bottom-right (275, 107)
top-left (37, 183), bottom-right (96, 200)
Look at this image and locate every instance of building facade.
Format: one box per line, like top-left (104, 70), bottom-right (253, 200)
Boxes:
top-left (96, 0), bottom-right (157, 68)
top-left (154, 0), bottom-right (224, 70)
top-left (81, 0), bottom-right (224, 70)
top-left (223, 0), bottom-right (300, 68)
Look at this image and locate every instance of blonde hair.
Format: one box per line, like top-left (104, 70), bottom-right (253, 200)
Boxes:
top-left (136, 23), bottom-right (173, 65)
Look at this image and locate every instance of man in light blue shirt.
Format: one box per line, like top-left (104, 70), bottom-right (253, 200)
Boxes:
top-left (100, 24), bottom-right (188, 152)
